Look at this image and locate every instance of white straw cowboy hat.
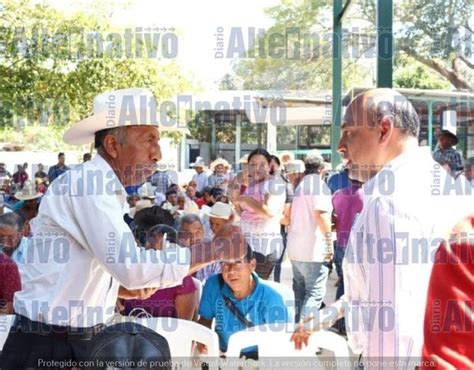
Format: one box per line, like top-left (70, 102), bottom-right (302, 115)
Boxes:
top-left (210, 158), bottom-right (230, 171)
top-left (63, 88), bottom-right (187, 145)
top-left (203, 201), bottom-right (232, 220)
top-left (137, 182), bottom-right (156, 199)
top-left (191, 157), bottom-right (206, 168)
top-left (285, 159), bottom-right (305, 175)
top-left (156, 161), bottom-right (169, 172)
top-left (128, 199), bottom-right (154, 219)
top-left (14, 182), bottom-right (43, 201)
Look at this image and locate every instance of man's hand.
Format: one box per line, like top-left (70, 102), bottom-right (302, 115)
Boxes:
top-left (290, 322), bottom-right (313, 350)
top-left (195, 342), bottom-right (208, 355)
top-left (118, 286), bottom-right (159, 300)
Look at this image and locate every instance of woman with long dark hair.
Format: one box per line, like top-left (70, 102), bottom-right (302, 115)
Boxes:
top-left (233, 148), bottom-right (286, 279)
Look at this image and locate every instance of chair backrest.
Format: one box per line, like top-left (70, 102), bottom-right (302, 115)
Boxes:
top-left (260, 280), bottom-right (295, 322)
top-left (226, 323), bottom-right (350, 370)
top-left (138, 317), bottom-right (220, 369)
top-left (0, 315), bottom-right (15, 353)
top-left (192, 277), bottom-right (203, 304)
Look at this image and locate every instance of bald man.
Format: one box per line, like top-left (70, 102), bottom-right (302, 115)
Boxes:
top-left (291, 89), bottom-right (472, 367)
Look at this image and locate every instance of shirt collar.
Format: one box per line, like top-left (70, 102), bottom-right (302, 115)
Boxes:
top-left (90, 154), bottom-right (128, 206)
top-left (362, 146), bottom-right (432, 202)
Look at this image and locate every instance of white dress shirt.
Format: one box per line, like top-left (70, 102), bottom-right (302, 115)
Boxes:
top-left (342, 147), bottom-right (472, 367)
top-left (14, 155), bottom-right (190, 327)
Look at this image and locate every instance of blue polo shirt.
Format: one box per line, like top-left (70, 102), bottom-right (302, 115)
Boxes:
top-left (198, 272), bottom-right (289, 352)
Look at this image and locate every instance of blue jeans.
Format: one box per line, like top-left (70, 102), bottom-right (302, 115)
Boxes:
top-left (291, 260), bottom-right (329, 323)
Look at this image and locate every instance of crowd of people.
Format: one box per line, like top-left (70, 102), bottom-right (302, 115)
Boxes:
top-left (0, 87), bottom-right (473, 369)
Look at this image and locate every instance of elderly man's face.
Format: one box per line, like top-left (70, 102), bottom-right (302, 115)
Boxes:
top-left (177, 196), bottom-right (186, 210)
top-left (209, 216), bottom-right (228, 234)
top-left (178, 220), bottom-right (204, 248)
top-left (337, 96), bottom-right (385, 182)
top-left (0, 225), bottom-right (22, 256)
top-left (215, 164), bottom-right (225, 175)
top-left (186, 186), bottom-right (196, 199)
top-left (116, 126), bottom-right (161, 186)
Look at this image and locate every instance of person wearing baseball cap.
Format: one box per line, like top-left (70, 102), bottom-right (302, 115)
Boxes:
top-left (0, 88), bottom-right (246, 368)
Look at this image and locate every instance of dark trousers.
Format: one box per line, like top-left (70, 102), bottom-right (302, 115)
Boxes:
top-left (1, 316), bottom-right (96, 370)
top-left (254, 252), bottom-right (276, 280)
top-left (334, 246), bottom-right (346, 334)
top-left (273, 228), bottom-right (287, 283)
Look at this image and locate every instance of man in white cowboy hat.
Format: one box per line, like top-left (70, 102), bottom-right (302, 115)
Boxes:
top-left (13, 181), bottom-right (43, 222)
top-left (0, 88), bottom-right (246, 368)
top-left (191, 156), bottom-right (209, 193)
top-left (208, 157), bottom-right (231, 190)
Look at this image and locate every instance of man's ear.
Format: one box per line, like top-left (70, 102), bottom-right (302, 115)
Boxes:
top-left (379, 115), bottom-right (394, 144)
top-left (249, 258), bottom-right (257, 271)
top-left (102, 135), bottom-right (120, 159)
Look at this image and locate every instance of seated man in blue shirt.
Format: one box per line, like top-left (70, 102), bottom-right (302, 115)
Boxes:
top-left (197, 245), bottom-right (289, 356)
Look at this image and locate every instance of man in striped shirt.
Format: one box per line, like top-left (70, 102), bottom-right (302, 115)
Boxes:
top-left (291, 88), bottom-right (472, 368)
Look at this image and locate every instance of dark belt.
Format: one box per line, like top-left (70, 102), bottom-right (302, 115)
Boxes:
top-left (12, 314), bottom-right (105, 341)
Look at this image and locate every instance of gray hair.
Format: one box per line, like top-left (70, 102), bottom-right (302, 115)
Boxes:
top-left (94, 127), bottom-right (128, 150)
top-left (0, 212), bottom-right (24, 231)
top-left (304, 151), bottom-right (326, 175)
top-left (177, 214), bottom-right (203, 232)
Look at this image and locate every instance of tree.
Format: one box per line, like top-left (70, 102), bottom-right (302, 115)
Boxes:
top-left (360, 0), bottom-right (474, 89)
top-left (230, 0), bottom-right (474, 91)
top-left (0, 0), bottom-right (194, 150)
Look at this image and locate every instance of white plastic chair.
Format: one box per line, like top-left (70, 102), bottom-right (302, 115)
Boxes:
top-left (261, 279), bottom-right (296, 322)
top-left (225, 323), bottom-right (350, 370)
top-left (0, 315), bottom-right (15, 353)
top-left (138, 317), bottom-right (220, 369)
top-left (191, 277), bottom-right (203, 307)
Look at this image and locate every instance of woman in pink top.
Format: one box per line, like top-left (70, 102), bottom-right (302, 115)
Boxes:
top-left (233, 148), bottom-right (286, 279)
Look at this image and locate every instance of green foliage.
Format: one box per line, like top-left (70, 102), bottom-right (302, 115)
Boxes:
top-left (394, 57), bottom-right (451, 90)
top-left (0, 0), bottom-right (194, 150)
top-left (229, 0), bottom-right (474, 91)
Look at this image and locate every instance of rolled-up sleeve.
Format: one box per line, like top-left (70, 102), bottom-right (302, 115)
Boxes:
top-left (70, 190), bottom-right (190, 290)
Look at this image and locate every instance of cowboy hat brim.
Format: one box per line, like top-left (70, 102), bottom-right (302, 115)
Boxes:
top-left (63, 110), bottom-right (189, 145)
top-left (15, 192), bottom-right (43, 201)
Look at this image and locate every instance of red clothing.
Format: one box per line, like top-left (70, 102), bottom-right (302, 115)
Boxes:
top-left (124, 275), bottom-right (196, 318)
top-left (0, 253), bottom-right (22, 307)
top-left (195, 197), bottom-right (206, 209)
top-left (422, 216), bottom-right (474, 369)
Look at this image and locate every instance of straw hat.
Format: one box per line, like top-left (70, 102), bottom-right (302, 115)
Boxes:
top-left (177, 201), bottom-right (200, 216)
top-left (285, 159), bottom-right (305, 175)
top-left (128, 199), bottom-right (154, 219)
top-left (203, 201), bottom-right (232, 220)
top-left (137, 182), bottom-right (156, 199)
top-left (210, 158), bottom-right (230, 171)
top-left (14, 182), bottom-right (43, 201)
top-left (63, 88), bottom-right (187, 145)
top-left (191, 157), bottom-right (206, 168)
